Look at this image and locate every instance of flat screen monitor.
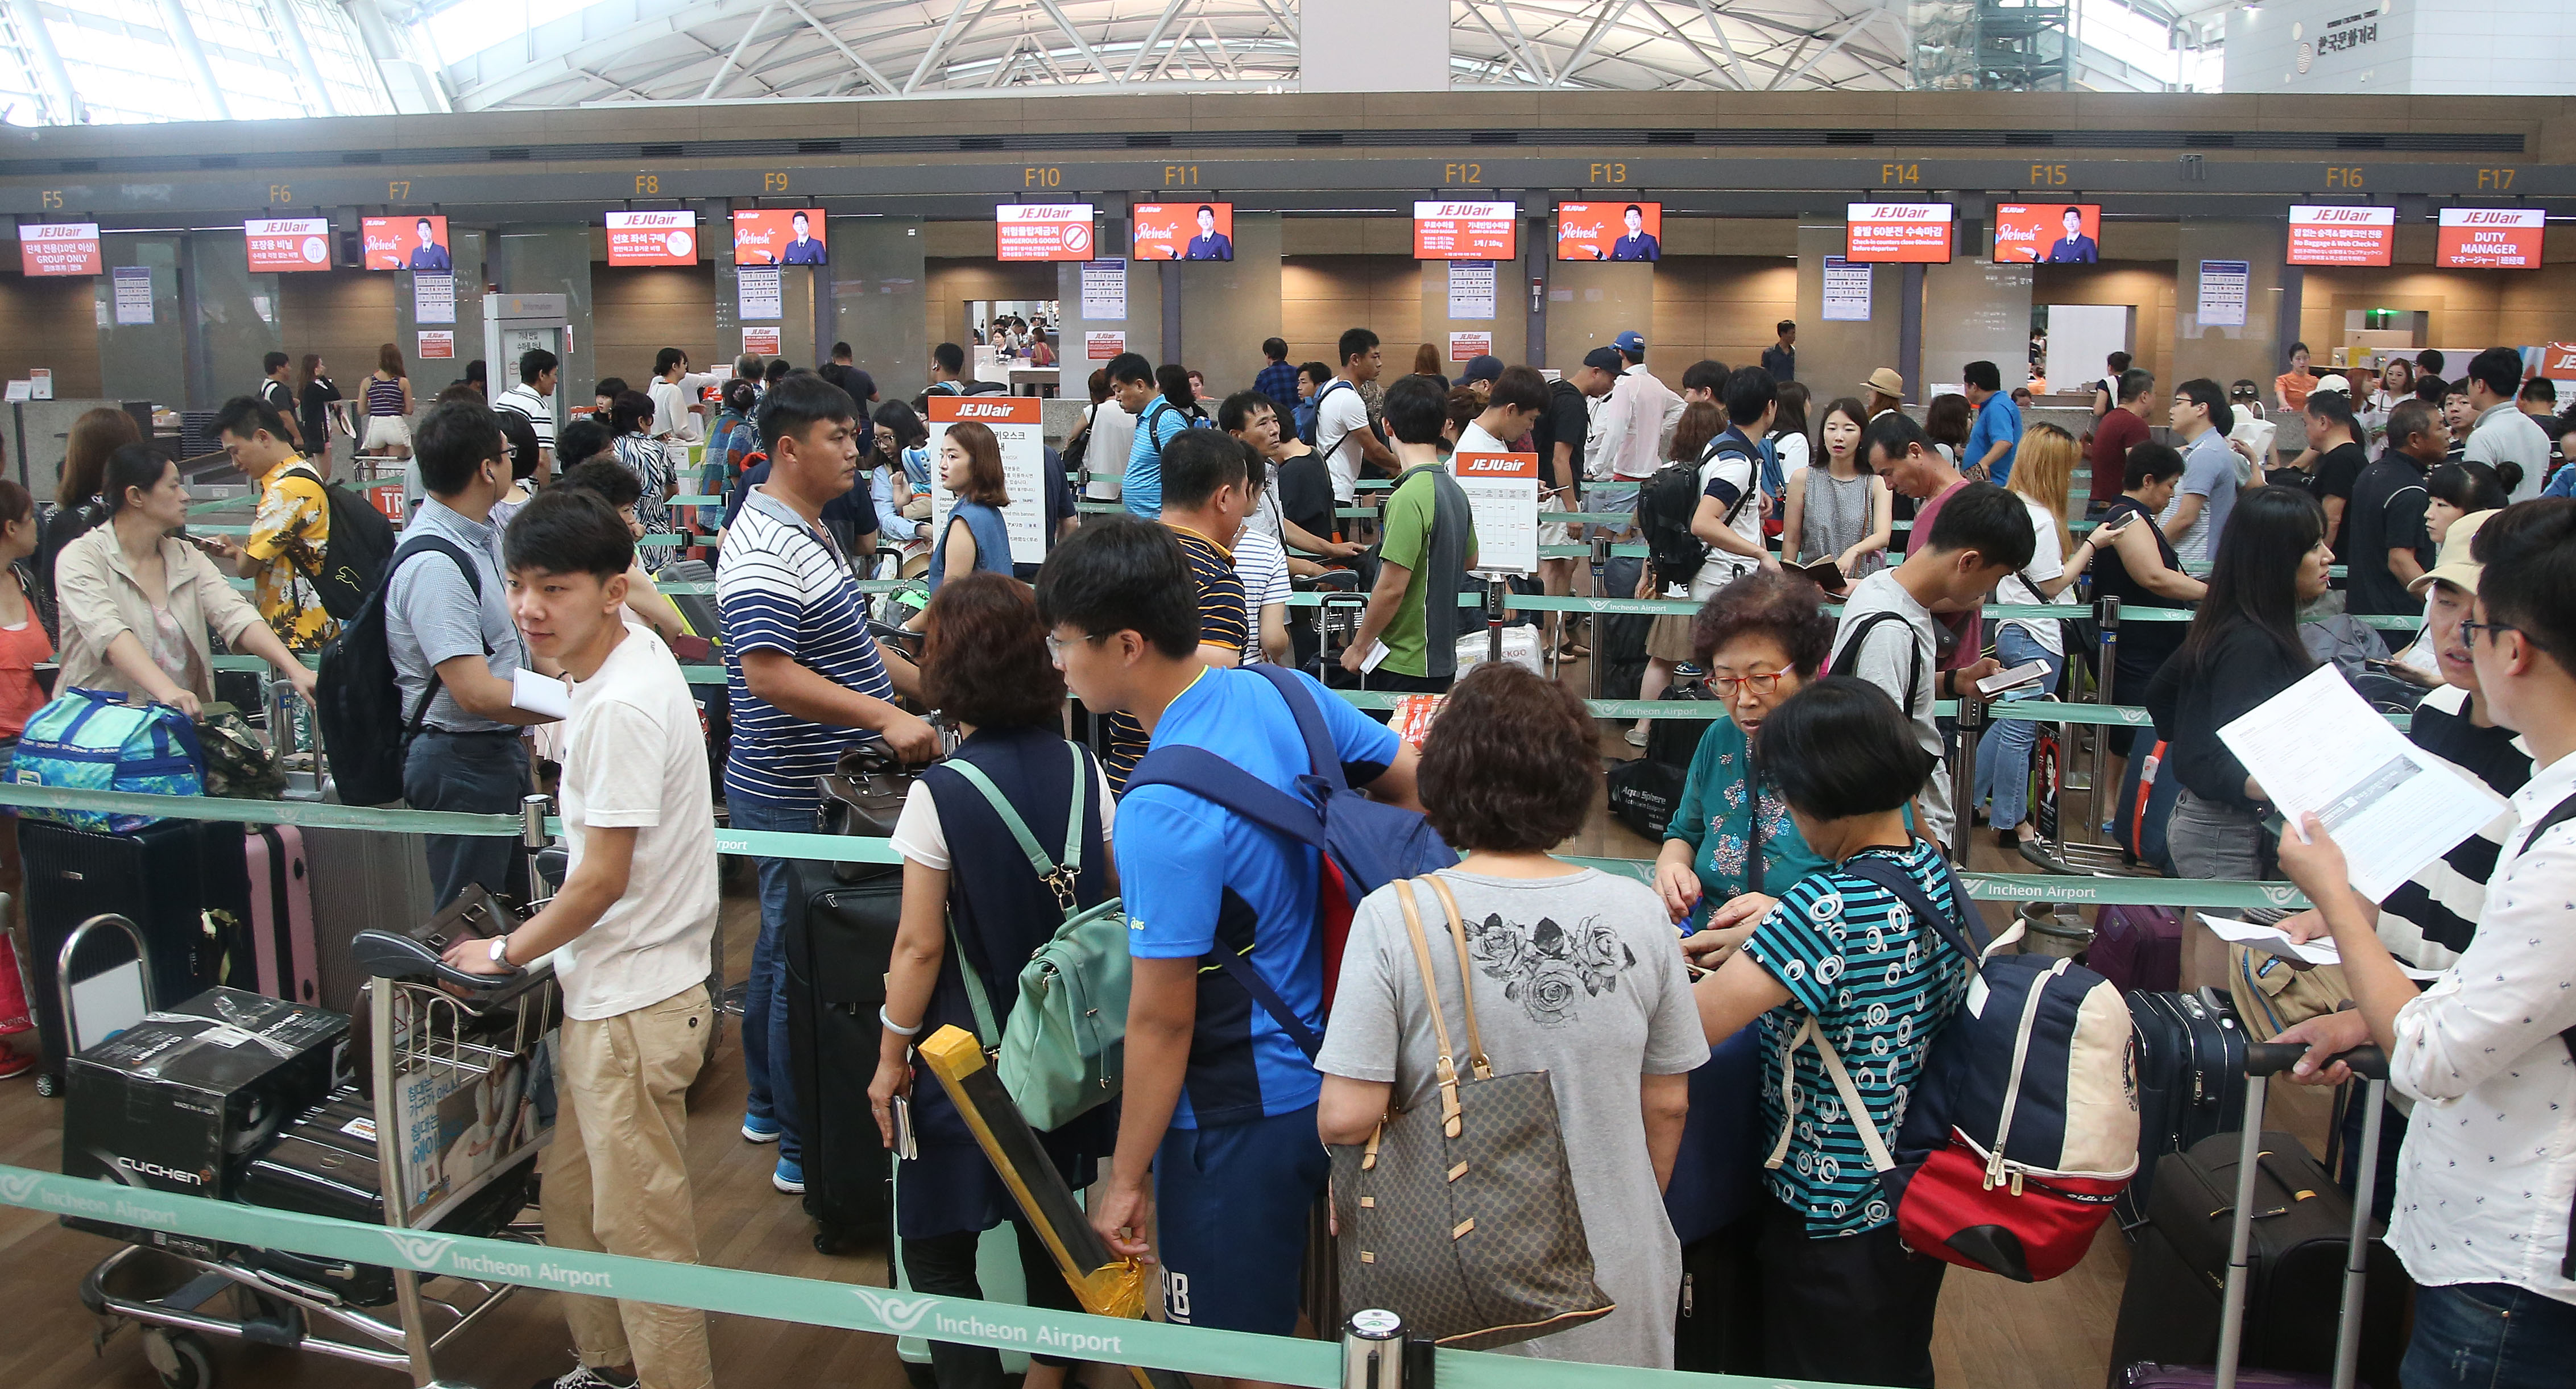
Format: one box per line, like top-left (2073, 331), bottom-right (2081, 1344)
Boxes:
top-left (2437, 208), bottom-right (2543, 270)
top-left (245, 217), bottom-right (332, 272)
top-left (1556, 202), bottom-right (1662, 262)
top-left (1845, 203), bottom-right (1954, 263)
top-left (733, 208), bottom-right (829, 266)
top-left (996, 204), bottom-right (1097, 262)
top-left (1993, 204), bottom-right (2101, 264)
top-left (361, 215), bottom-right (452, 272)
top-left (605, 210), bottom-right (699, 266)
top-left (1413, 201), bottom-right (1517, 261)
top-left (20, 222), bottom-right (99, 276)
top-left (2286, 204), bottom-right (2393, 267)
top-left (1133, 202), bottom-right (1233, 261)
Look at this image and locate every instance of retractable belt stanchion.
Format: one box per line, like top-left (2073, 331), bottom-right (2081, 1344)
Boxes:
top-left (1949, 688), bottom-right (1985, 867)
top-left (1587, 535), bottom-right (1611, 701)
top-left (1484, 575), bottom-right (1507, 668)
top-left (1341, 1309), bottom-right (1432, 1389)
top-left (2088, 595), bottom-right (2122, 846)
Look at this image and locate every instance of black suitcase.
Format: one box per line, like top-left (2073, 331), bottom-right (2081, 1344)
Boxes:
top-left (1597, 610), bottom-right (1654, 701)
top-left (1672, 1215), bottom-right (1765, 1375)
top-left (2118, 988), bottom-right (2247, 1233)
top-left (23, 817), bottom-right (250, 1093)
top-left (783, 857), bottom-right (900, 1254)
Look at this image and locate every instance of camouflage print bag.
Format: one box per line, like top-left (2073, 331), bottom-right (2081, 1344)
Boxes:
top-left (194, 705), bottom-right (286, 801)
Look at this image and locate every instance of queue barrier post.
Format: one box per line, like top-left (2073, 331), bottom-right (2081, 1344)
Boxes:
top-left (1949, 688), bottom-right (1985, 867)
top-left (2088, 595), bottom-right (2122, 847)
top-left (1587, 535), bottom-right (1612, 701)
top-left (1484, 575), bottom-right (1508, 668)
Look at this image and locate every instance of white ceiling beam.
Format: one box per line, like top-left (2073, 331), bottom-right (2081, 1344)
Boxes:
top-left (1028, 0), bottom-right (1108, 79)
top-left (776, 0), bottom-right (900, 95)
top-left (904, 0), bottom-right (979, 92)
top-left (1552, 0), bottom-right (1638, 89)
top-left (701, 0), bottom-right (778, 98)
top-left (1117, 0), bottom-right (1193, 82)
top-left (1769, 2), bottom-right (1886, 89)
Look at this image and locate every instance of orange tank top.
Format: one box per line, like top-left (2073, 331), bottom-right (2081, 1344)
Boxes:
top-left (0, 574), bottom-right (55, 737)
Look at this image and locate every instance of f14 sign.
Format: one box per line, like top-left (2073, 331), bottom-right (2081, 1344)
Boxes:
top-left (605, 210), bottom-right (698, 266)
top-left (245, 218), bottom-right (332, 272)
top-left (1845, 204), bottom-right (1954, 263)
top-left (19, 222), bottom-right (100, 276)
top-left (996, 204), bottom-right (1096, 262)
top-left (2438, 208), bottom-right (2544, 270)
top-left (1414, 202), bottom-right (1517, 261)
top-left (2287, 205), bottom-right (2393, 267)
top-left (926, 395), bottom-right (1047, 563)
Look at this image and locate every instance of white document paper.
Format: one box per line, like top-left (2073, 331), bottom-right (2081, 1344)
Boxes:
top-left (2217, 663), bottom-right (2507, 901)
top-left (2198, 913), bottom-right (2444, 981)
top-left (1360, 640), bottom-right (1391, 673)
top-left (510, 668), bottom-right (570, 722)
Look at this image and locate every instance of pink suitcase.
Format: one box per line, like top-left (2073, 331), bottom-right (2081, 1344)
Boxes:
top-left (246, 824), bottom-right (318, 1006)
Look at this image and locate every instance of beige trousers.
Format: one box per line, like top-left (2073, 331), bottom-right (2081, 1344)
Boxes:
top-left (542, 985), bottom-right (715, 1389)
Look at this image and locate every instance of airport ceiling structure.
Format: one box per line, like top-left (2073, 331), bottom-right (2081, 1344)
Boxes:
top-left (0, 0), bottom-right (2238, 129)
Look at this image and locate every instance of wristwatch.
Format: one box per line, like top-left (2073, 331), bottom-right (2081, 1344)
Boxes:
top-left (487, 935), bottom-right (513, 968)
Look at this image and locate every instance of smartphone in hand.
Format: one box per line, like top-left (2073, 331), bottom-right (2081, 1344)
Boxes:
top-left (1976, 659), bottom-right (2053, 698)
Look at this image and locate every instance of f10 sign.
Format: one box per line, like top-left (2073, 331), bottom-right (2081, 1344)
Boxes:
top-left (2286, 205), bottom-right (2393, 267)
top-left (996, 204), bottom-right (1096, 262)
top-left (2437, 208), bottom-right (2543, 270)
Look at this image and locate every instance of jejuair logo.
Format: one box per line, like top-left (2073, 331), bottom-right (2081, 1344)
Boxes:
top-left (384, 1233), bottom-right (458, 1271)
top-left (853, 1286), bottom-right (943, 1334)
top-left (0, 1170), bottom-right (43, 1205)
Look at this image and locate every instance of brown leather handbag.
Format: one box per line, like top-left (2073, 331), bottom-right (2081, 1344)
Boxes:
top-left (816, 745), bottom-right (915, 880)
top-left (1328, 875), bottom-right (1614, 1351)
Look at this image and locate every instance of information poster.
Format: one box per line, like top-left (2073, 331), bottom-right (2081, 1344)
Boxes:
top-left (362, 215), bottom-right (450, 271)
top-left (1414, 201), bottom-right (1517, 261)
top-left (31, 368), bottom-right (52, 400)
top-left (926, 395), bottom-right (1046, 564)
top-left (1844, 203), bottom-right (1954, 263)
top-left (20, 222), bottom-right (100, 276)
top-left (1555, 201), bottom-right (1662, 261)
top-left (1448, 332), bottom-right (1492, 361)
top-left (417, 329), bottom-right (454, 360)
top-left (742, 325), bottom-right (781, 357)
top-left (111, 265), bottom-right (153, 324)
top-left (2286, 205), bottom-right (2393, 267)
top-left (1821, 256), bottom-right (1871, 321)
top-left (245, 217), bottom-right (332, 272)
top-left (1080, 258), bottom-right (1126, 320)
top-left (996, 204), bottom-right (1096, 262)
top-left (1132, 202), bottom-right (1233, 261)
top-left (2197, 259), bottom-right (2250, 328)
top-left (604, 210), bottom-right (698, 267)
top-left (732, 208), bottom-right (827, 266)
top-left (2540, 342), bottom-right (2576, 382)
top-left (1086, 330), bottom-right (1125, 361)
top-left (1447, 260), bottom-right (1497, 320)
top-left (1991, 204), bottom-right (2101, 263)
top-left (413, 272), bottom-right (455, 325)
top-left (737, 266), bottom-right (782, 321)
top-left (1452, 452), bottom-right (1539, 574)
top-left (2438, 208), bottom-right (2544, 270)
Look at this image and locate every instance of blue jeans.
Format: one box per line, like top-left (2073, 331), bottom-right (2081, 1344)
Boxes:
top-left (2404, 1281), bottom-right (2576, 1389)
top-left (1972, 625), bottom-right (2065, 832)
top-left (729, 791), bottom-right (817, 1166)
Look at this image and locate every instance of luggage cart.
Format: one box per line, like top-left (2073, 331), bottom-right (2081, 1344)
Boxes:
top-left (73, 812), bottom-right (562, 1389)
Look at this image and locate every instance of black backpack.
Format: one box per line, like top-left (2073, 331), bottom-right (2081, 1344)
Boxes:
top-left (313, 536), bottom-right (480, 807)
top-left (1640, 436), bottom-right (1757, 590)
top-left (280, 464), bottom-right (396, 621)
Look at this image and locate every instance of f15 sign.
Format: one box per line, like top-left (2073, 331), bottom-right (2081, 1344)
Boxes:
top-left (1845, 204), bottom-right (1954, 263)
top-left (2437, 208), bottom-right (2544, 270)
top-left (245, 218), bottom-right (332, 272)
top-left (996, 204), bottom-right (1096, 262)
top-left (1414, 201), bottom-right (1517, 261)
top-left (2286, 205), bottom-right (2393, 267)
top-left (605, 210), bottom-right (699, 266)
top-left (19, 222), bottom-right (100, 276)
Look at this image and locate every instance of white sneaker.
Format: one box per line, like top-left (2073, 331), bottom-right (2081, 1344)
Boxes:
top-left (1625, 725), bottom-right (1649, 748)
top-left (535, 1362), bottom-right (636, 1389)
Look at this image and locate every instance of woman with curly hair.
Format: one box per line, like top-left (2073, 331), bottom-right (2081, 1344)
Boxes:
top-left (1316, 659), bottom-right (1706, 1369)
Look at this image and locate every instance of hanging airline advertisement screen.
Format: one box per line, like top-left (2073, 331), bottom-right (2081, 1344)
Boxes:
top-left (1556, 202), bottom-right (1662, 261)
top-left (19, 222), bottom-right (100, 276)
top-left (2286, 205), bottom-right (2394, 267)
top-left (605, 210), bottom-right (699, 266)
top-left (245, 218), bottom-right (333, 272)
top-left (2437, 208), bottom-right (2544, 270)
top-left (1845, 203), bottom-right (1955, 263)
top-left (996, 204), bottom-right (1097, 262)
top-left (1414, 201), bottom-right (1517, 261)
top-left (734, 208), bottom-right (829, 266)
top-left (361, 215), bottom-right (452, 271)
top-left (1993, 204), bottom-right (2101, 263)
top-left (1133, 202), bottom-right (1234, 261)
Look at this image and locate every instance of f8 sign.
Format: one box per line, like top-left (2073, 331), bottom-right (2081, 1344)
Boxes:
top-left (245, 217), bottom-right (332, 272)
top-left (2437, 208), bottom-right (2543, 270)
top-left (2286, 205), bottom-right (2393, 267)
top-left (996, 204), bottom-right (1096, 262)
top-left (19, 222), bottom-right (100, 276)
top-left (604, 210), bottom-right (698, 266)
top-left (1414, 201), bottom-right (1517, 261)
top-left (1845, 203), bottom-right (1954, 263)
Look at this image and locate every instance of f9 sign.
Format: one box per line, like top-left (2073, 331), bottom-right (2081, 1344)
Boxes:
top-left (19, 222), bottom-right (100, 276)
top-left (2438, 208), bottom-right (2544, 270)
top-left (996, 204), bottom-right (1097, 262)
top-left (1414, 201), bottom-right (1517, 261)
top-left (245, 217), bottom-right (332, 272)
top-left (605, 210), bottom-right (699, 266)
top-left (2286, 205), bottom-right (2393, 267)
top-left (1845, 203), bottom-right (1954, 263)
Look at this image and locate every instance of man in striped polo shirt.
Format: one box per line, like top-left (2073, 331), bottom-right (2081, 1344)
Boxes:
top-left (716, 372), bottom-right (938, 1196)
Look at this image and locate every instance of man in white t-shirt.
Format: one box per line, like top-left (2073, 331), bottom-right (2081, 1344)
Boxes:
top-left (1452, 363), bottom-right (1548, 458)
top-left (648, 346), bottom-right (726, 476)
top-left (494, 347), bottom-right (560, 481)
top-left (445, 486), bottom-right (720, 1389)
top-left (1318, 326), bottom-right (1396, 504)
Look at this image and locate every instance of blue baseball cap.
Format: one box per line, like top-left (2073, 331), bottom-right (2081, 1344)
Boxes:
top-left (1613, 330), bottom-right (1646, 355)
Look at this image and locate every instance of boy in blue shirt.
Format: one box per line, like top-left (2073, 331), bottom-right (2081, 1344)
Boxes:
top-left (1962, 358), bottom-right (2024, 485)
top-left (1035, 517), bottom-right (1423, 1341)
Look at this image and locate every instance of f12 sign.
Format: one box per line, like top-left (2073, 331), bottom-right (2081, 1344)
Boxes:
top-left (2438, 208), bottom-right (2544, 270)
top-left (19, 222), bottom-right (100, 276)
top-left (605, 210), bottom-right (699, 266)
top-left (245, 217), bottom-right (332, 272)
top-left (2286, 205), bottom-right (2393, 267)
top-left (996, 204), bottom-right (1096, 262)
top-left (1845, 204), bottom-right (1954, 263)
top-left (1414, 201), bottom-right (1517, 261)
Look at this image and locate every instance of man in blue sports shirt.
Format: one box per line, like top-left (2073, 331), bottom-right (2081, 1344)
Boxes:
top-left (1036, 518), bottom-right (1422, 1349)
top-left (1962, 358), bottom-right (2024, 485)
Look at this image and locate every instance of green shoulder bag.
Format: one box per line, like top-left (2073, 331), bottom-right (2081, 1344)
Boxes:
top-left (943, 747), bottom-right (1130, 1131)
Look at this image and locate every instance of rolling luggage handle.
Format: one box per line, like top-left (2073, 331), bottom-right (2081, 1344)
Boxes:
top-left (56, 911), bottom-right (151, 1058)
top-left (2211, 1041), bottom-right (2389, 1389)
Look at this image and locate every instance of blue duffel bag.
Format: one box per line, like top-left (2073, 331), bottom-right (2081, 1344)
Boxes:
top-left (6, 688), bottom-right (205, 833)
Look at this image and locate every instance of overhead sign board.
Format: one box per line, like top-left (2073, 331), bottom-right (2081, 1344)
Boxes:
top-left (1845, 203), bottom-right (1954, 263)
top-left (245, 217), bottom-right (332, 272)
top-left (1132, 202), bottom-right (1233, 261)
top-left (733, 208), bottom-right (828, 266)
top-left (2437, 208), bottom-right (2544, 270)
top-left (996, 203), bottom-right (1096, 262)
top-left (19, 222), bottom-right (100, 276)
top-left (2286, 204), bottom-right (2393, 267)
top-left (1555, 202), bottom-right (1661, 261)
top-left (604, 210), bottom-right (699, 266)
top-left (361, 215), bottom-right (451, 271)
top-left (1993, 204), bottom-right (2101, 263)
top-left (1414, 201), bottom-right (1517, 261)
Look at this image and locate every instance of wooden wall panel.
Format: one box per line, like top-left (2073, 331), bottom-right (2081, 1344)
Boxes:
top-left (278, 270), bottom-right (399, 408)
top-left (590, 265), bottom-right (720, 387)
top-left (0, 275), bottom-right (101, 400)
top-left (1281, 255), bottom-right (1418, 371)
top-left (1649, 257), bottom-right (1799, 392)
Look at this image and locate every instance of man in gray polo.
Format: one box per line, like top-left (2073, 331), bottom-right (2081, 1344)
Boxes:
top-left (388, 399), bottom-right (549, 907)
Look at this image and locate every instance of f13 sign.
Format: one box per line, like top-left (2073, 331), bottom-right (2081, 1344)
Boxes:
top-left (1845, 203), bottom-right (1954, 263)
top-left (2438, 208), bottom-right (2544, 270)
top-left (1414, 201), bottom-right (1517, 261)
top-left (605, 210), bottom-right (699, 266)
top-left (19, 222), bottom-right (100, 276)
top-left (996, 204), bottom-right (1096, 262)
top-left (2286, 205), bottom-right (2393, 267)
top-left (245, 217), bottom-right (332, 272)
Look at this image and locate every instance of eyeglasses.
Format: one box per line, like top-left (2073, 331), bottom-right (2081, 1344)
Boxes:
top-left (1043, 631), bottom-right (1106, 662)
top-left (1709, 669), bottom-right (1793, 698)
top-left (2458, 619), bottom-right (2517, 647)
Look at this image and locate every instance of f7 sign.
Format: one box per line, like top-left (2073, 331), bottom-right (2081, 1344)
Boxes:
top-left (1414, 201), bottom-right (1517, 261)
top-left (926, 395), bottom-right (1048, 563)
top-left (1845, 203), bottom-right (1954, 263)
top-left (2438, 208), bottom-right (2544, 270)
top-left (19, 222), bottom-right (100, 276)
top-left (245, 217), bottom-right (331, 272)
top-left (1451, 452), bottom-right (1539, 574)
top-left (604, 210), bottom-right (698, 266)
top-left (2286, 205), bottom-right (2393, 267)
top-left (996, 204), bottom-right (1096, 262)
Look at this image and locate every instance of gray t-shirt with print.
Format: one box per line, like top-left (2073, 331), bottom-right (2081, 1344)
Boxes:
top-left (1315, 867), bottom-right (1708, 1370)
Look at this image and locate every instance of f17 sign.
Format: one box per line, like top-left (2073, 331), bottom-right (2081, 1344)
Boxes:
top-left (2286, 205), bottom-right (2393, 267)
top-left (19, 222), bottom-right (100, 276)
top-left (605, 210), bottom-right (699, 266)
top-left (2437, 208), bottom-right (2544, 270)
top-left (996, 204), bottom-right (1096, 262)
top-left (1414, 201), bottom-right (1517, 261)
top-left (1845, 203), bottom-right (1954, 263)
top-left (245, 217), bottom-right (332, 272)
